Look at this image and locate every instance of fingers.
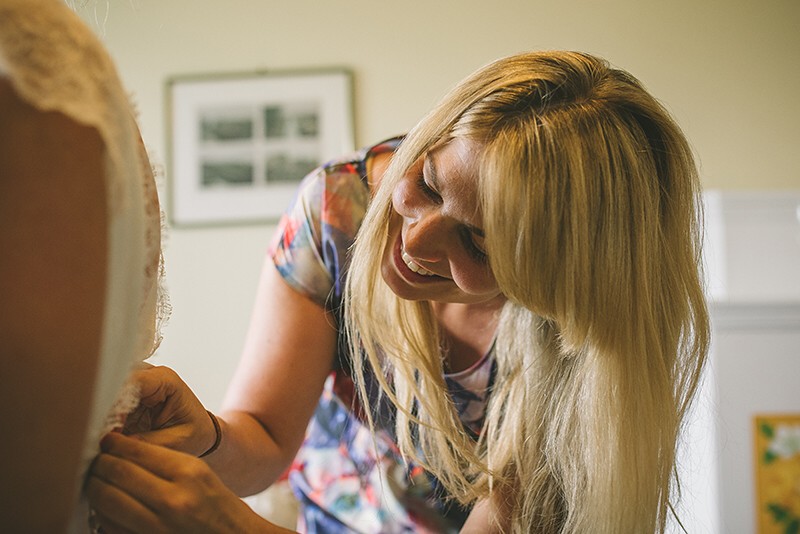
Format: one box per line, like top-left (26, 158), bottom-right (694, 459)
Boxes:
top-left (88, 433), bottom-right (259, 533)
top-left (126, 419), bottom-right (196, 451)
top-left (120, 366), bottom-right (212, 455)
top-left (121, 404), bottom-right (154, 435)
top-left (99, 432), bottom-right (198, 481)
top-left (86, 452), bottom-right (166, 533)
top-left (130, 365), bottom-right (186, 409)
top-left (87, 433), bottom-right (217, 532)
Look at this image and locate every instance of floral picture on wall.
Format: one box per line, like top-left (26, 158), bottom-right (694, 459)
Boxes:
top-left (755, 414), bottom-right (800, 533)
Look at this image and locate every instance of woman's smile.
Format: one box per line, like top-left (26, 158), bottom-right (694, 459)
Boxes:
top-left (390, 232), bottom-right (448, 284)
top-left (380, 138), bottom-right (503, 304)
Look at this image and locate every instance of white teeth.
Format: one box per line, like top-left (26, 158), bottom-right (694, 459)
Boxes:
top-left (402, 250), bottom-right (435, 276)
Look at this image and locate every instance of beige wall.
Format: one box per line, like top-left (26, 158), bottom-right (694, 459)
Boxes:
top-left (76, 0), bottom-right (800, 409)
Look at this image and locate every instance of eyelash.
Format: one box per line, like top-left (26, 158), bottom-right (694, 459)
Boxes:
top-left (461, 228), bottom-right (488, 263)
top-left (416, 175), bottom-right (441, 203)
top-left (416, 175), bottom-right (488, 263)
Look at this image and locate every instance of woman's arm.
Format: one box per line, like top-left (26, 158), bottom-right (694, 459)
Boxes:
top-left (0, 79), bottom-right (108, 531)
top-left (211, 260), bottom-right (338, 494)
top-left (87, 260), bottom-right (336, 530)
top-left (122, 260), bottom-right (337, 496)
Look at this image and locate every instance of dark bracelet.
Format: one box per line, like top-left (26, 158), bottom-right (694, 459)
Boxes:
top-left (199, 410), bottom-right (222, 458)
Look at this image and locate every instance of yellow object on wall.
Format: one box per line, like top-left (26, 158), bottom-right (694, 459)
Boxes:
top-left (755, 414), bottom-right (800, 533)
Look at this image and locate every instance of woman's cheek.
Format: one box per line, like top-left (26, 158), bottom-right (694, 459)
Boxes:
top-left (451, 262), bottom-right (500, 297)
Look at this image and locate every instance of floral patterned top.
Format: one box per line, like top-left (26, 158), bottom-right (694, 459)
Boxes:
top-left (270, 138), bottom-right (496, 533)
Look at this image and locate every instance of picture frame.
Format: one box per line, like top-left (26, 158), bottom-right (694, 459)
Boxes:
top-left (167, 69), bottom-right (354, 226)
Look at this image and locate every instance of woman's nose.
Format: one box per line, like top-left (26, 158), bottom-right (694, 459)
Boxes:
top-left (403, 210), bottom-right (446, 263)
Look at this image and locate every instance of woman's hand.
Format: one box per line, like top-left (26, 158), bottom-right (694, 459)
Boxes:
top-left (86, 433), bottom-right (290, 533)
top-left (122, 365), bottom-right (217, 457)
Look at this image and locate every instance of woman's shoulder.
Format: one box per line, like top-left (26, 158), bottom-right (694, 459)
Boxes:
top-left (0, 77), bottom-right (105, 183)
top-left (0, 0), bottom-right (133, 144)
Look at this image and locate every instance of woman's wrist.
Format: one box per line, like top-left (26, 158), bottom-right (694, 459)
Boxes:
top-left (199, 410), bottom-right (222, 458)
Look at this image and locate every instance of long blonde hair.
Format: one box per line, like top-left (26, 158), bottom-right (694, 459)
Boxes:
top-left (344, 51), bottom-right (709, 533)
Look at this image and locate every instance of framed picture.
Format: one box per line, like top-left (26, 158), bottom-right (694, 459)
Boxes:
top-left (167, 69), bottom-right (354, 226)
top-left (754, 413), bottom-right (800, 533)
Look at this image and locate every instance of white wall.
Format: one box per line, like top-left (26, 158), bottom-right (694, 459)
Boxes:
top-left (78, 0), bottom-right (800, 190)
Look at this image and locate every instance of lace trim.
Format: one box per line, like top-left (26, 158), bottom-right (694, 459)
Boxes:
top-left (0, 0), bottom-right (170, 367)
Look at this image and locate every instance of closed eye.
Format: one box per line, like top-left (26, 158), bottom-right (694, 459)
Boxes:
top-left (460, 227), bottom-right (488, 263)
top-left (417, 174), bottom-right (442, 203)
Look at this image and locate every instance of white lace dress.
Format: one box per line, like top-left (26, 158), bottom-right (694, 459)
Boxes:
top-left (0, 0), bottom-right (167, 531)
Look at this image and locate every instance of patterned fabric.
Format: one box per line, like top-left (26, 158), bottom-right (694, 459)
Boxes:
top-left (270, 138), bottom-right (496, 533)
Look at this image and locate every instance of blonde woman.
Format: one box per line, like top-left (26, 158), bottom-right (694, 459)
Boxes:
top-left (87, 51), bottom-right (709, 533)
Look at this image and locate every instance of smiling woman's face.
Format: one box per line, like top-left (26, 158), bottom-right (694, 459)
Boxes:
top-left (380, 138), bottom-right (503, 304)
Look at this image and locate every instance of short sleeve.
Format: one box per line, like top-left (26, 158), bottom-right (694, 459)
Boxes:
top-left (269, 160), bottom-right (370, 311)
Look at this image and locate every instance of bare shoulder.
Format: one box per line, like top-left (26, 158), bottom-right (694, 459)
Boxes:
top-left (0, 74), bottom-right (107, 273)
top-left (0, 74), bottom-right (107, 236)
top-left (0, 76), bottom-right (109, 529)
top-left (0, 73), bottom-right (108, 341)
top-left (0, 76), bottom-right (104, 165)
